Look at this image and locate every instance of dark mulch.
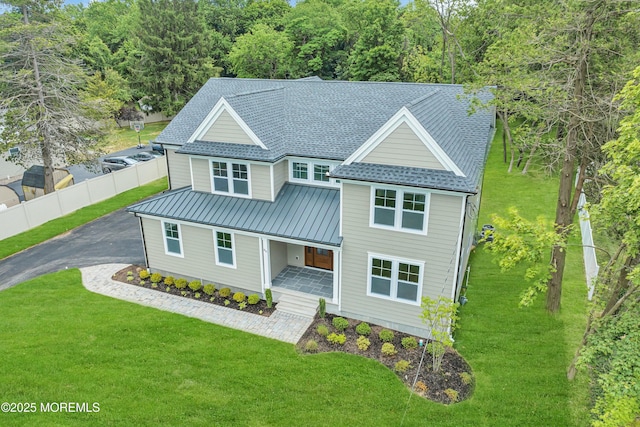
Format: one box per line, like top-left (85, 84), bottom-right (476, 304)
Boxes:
top-left (112, 265), bottom-right (277, 317)
top-left (297, 313), bottom-right (474, 404)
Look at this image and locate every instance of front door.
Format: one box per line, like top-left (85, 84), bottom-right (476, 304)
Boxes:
top-left (305, 246), bottom-right (333, 271)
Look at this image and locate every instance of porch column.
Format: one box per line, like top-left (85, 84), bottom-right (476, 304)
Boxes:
top-left (333, 249), bottom-right (340, 306)
top-left (259, 237), bottom-right (271, 293)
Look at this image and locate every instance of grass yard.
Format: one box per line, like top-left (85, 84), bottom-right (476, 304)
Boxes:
top-left (0, 178), bottom-right (167, 260)
top-left (101, 121), bottom-right (169, 153)
top-left (0, 130), bottom-right (591, 426)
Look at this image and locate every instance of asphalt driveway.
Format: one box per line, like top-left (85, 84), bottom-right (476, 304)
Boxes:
top-left (0, 209), bottom-right (145, 290)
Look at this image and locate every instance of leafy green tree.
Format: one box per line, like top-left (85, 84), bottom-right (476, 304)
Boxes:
top-left (228, 23), bottom-right (293, 78)
top-left (0, 0), bottom-right (105, 193)
top-left (82, 68), bottom-right (132, 124)
top-left (241, 0), bottom-right (291, 31)
top-left (420, 296), bottom-right (459, 372)
top-left (135, 0), bottom-right (219, 115)
top-left (400, 1), bottom-right (441, 82)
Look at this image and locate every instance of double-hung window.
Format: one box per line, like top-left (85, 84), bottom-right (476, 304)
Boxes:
top-left (211, 160), bottom-right (250, 196)
top-left (289, 159), bottom-right (337, 186)
top-left (163, 221), bottom-right (183, 256)
top-left (371, 187), bottom-right (428, 233)
top-left (215, 231), bottom-right (235, 267)
top-left (292, 162), bottom-right (308, 180)
top-left (368, 254), bottom-right (423, 304)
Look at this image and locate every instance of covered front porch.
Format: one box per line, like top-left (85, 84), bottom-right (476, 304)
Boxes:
top-left (271, 265), bottom-right (333, 299)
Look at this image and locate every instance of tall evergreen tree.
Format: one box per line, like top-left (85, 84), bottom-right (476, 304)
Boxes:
top-left (135, 0), bottom-right (218, 115)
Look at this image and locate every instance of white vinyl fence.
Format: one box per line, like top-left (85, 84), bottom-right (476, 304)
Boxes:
top-left (577, 190), bottom-right (598, 300)
top-left (0, 158), bottom-right (167, 241)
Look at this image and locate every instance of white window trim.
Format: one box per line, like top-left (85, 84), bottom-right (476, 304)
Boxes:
top-left (214, 230), bottom-right (237, 269)
top-left (209, 159), bottom-right (252, 198)
top-left (288, 158), bottom-right (340, 187)
top-left (366, 252), bottom-right (424, 306)
top-left (369, 185), bottom-right (430, 235)
top-left (162, 221), bottom-right (184, 258)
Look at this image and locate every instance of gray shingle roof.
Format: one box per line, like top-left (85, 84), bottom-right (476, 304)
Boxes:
top-left (127, 183), bottom-right (342, 246)
top-left (159, 78), bottom-right (494, 192)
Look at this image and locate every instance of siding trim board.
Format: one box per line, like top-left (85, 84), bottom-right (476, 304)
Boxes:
top-left (451, 195), bottom-right (467, 302)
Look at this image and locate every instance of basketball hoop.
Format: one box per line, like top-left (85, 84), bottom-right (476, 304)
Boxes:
top-left (130, 121), bottom-right (145, 148)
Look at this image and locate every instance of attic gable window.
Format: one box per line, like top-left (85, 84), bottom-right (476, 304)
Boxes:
top-left (211, 160), bottom-right (250, 197)
top-left (289, 159), bottom-right (339, 187)
top-left (370, 186), bottom-right (429, 234)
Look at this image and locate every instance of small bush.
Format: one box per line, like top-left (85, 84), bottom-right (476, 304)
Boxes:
top-left (188, 280), bottom-right (202, 291)
top-left (326, 333), bottom-right (346, 345)
top-left (232, 292), bottom-right (246, 303)
top-left (175, 278), bottom-right (188, 290)
top-left (247, 294), bottom-right (260, 305)
top-left (151, 283), bottom-right (157, 289)
top-left (401, 337), bottom-right (418, 350)
top-left (126, 271), bottom-right (133, 281)
top-left (224, 299), bottom-right (230, 306)
top-left (305, 339), bottom-right (319, 353)
top-left (317, 324), bottom-right (329, 337)
top-left (394, 360), bottom-right (411, 373)
top-left (332, 317), bottom-right (349, 331)
top-left (357, 335), bottom-right (370, 351)
top-left (319, 298), bottom-right (326, 318)
top-left (194, 292), bottom-right (201, 299)
top-left (165, 287), bottom-right (171, 292)
top-left (150, 273), bottom-right (163, 283)
top-left (203, 284), bottom-right (216, 296)
top-left (415, 381), bottom-right (428, 394)
top-left (219, 287), bottom-right (231, 298)
top-left (139, 280), bottom-right (146, 285)
top-left (139, 270), bottom-right (150, 280)
top-left (164, 276), bottom-right (175, 286)
top-left (265, 289), bottom-right (273, 308)
top-left (444, 388), bottom-right (458, 403)
top-left (238, 301), bottom-right (247, 310)
top-left (459, 372), bottom-right (472, 385)
top-left (381, 343), bottom-right (397, 356)
top-left (180, 291), bottom-right (187, 297)
top-left (379, 329), bottom-right (394, 342)
top-left (355, 322), bottom-right (371, 336)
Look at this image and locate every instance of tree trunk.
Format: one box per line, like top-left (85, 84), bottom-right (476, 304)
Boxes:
top-left (521, 143), bottom-right (539, 174)
top-left (547, 4), bottom-right (598, 313)
top-left (569, 155), bottom-right (588, 217)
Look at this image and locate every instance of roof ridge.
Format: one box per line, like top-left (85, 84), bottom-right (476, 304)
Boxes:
top-left (229, 86), bottom-right (285, 98)
top-left (404, 90), bottom-right (440, 108)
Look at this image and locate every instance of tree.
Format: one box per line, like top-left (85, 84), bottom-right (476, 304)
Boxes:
top-left (0, 0), bottom-right (105, 193)
top-left (228, 23), bottom-right (293, 78)
top-left (135, 0), bottom-right (219, 115)
top-left (420, 296), bottom-right (459, 373)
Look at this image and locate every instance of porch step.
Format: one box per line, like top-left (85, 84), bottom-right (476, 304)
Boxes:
top-left (275, 291), bottom-right (319, 319)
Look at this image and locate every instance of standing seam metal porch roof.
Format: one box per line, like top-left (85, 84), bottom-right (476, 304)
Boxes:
top-left (127, 184), bottom-right (342, 246)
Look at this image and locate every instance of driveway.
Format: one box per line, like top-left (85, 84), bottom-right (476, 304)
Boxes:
top-left (0, 209), bottom-right (145, 290)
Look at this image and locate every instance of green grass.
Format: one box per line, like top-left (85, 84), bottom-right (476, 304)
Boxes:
top-left (0, 130), bottom-right (591, 426)
top-left (102, 121), bottom-right (169, 152)
top-left (0, 177), bottom-right (167, 260)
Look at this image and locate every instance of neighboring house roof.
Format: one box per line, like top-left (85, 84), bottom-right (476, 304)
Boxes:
top-left (127, 184), bottom-right (341, 246)
top-left (160, 78), bottom-right (494, 193)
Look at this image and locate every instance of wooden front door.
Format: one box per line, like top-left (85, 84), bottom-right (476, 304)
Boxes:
top-left (305, 246), bottom-right (333, 271)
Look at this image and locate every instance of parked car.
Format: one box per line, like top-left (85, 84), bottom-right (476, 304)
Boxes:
top-left (130, 151), bottom-right (163, 162)
top-left (101, 156), bottom-right (139, 173)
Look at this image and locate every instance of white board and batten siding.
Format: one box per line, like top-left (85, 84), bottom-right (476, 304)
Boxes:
top-left (166, 148), bottom-right (191, 189)
top-left (360, 122), bottom-right (446, 170)
top-left (142, 217), bottom-right (262, 294)
top-left (339, 182), bottom-right (464, 336)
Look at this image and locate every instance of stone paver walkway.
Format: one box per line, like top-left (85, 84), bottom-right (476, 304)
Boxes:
top-left (80, 264), bottom-right (313, 344)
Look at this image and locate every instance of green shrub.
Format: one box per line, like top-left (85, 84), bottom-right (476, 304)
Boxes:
top-left (194, 292), bottom-right (201, 299)
top-left (379, 329), bottom-right (394, 342)
top-left (224, 299), bottom-right (230, 306)
top-left (238, 301), bottom-right (247, 310)
top-left (126, 271), bottom-right (133, 281)
top-left (181, 291), bottom-right (187, 296)
top-left (317, 324), bottom-right (329, 337)
top-left (188, 280), bottom-right (202, 292)
top-left (444, 388), bottom-right (458, 403)
top-left (232, 292), bottom-right (246, 303)
top-left (166, 287), bottom-right (171, 292)
top-left (139, 280), bottom-right (146, 285)
top-left (219, 287), bottom-right (231, 298)
top-left (305, 339), bottom-right (318, 353)
top-left (164, 276), bottom-right (175, 286)
top-left (203, 284), bottom-right (216, 296)
top-left (319, 298), bottom-right (326, 318)
top-left (150, 273), bottom-right (163, 283)
top-left (401, 337), bottom-right (418, 350)
top-left (326, 333), bottom-right (346, 345)
top-left (459, 372), bottom-right (472, 385)
top-left (175, 278), bottom-right (188, 290)
top-left (332, 317), bottom-right (349, 331)
top-left (381, 343), bottom-right (397, 356)
top-left (265, 289), bottom-right (273, 308)
top-left (357, 335), bottom-right (370, 351)
top-left (394, 360), bottom-right (411, 373)
top-left (247, 294), bottom-right (260, 305)
top-left (139, 270), bottom-right (150, 280)
top-left (151, 283), bottom-right (157, 289)
top-left (355, 322), bottom-right (371, 336)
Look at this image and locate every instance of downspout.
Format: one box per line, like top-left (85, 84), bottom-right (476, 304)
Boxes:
top-left (138, 216), bottom-right (150, 269)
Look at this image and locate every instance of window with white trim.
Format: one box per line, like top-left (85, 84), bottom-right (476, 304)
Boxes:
top-left (289, 159), bottom-right (338, 186)
top-left (368, 255), bottom-right (423, 304)
top-left (371, 187), bottom-right (428, 233)
top-left (292, 162), bottom-right (308, 180)
top-left (163, 221), bottom-right (182, 256)
top-left (314, 164), bottom-right (330, 182)
top-left (211, 160), bottom-right (250, 196)
top-left (215, 231), bottom-right (235, 267)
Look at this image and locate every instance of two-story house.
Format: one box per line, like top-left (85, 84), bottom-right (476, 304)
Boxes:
top-left (127, 77), bottom-right (495, 336)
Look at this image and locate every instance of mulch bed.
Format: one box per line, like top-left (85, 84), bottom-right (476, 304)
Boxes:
top-left (112, 265), bottom-right (277, 317)
top-left (297, 313), bottom-right (474, 404)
